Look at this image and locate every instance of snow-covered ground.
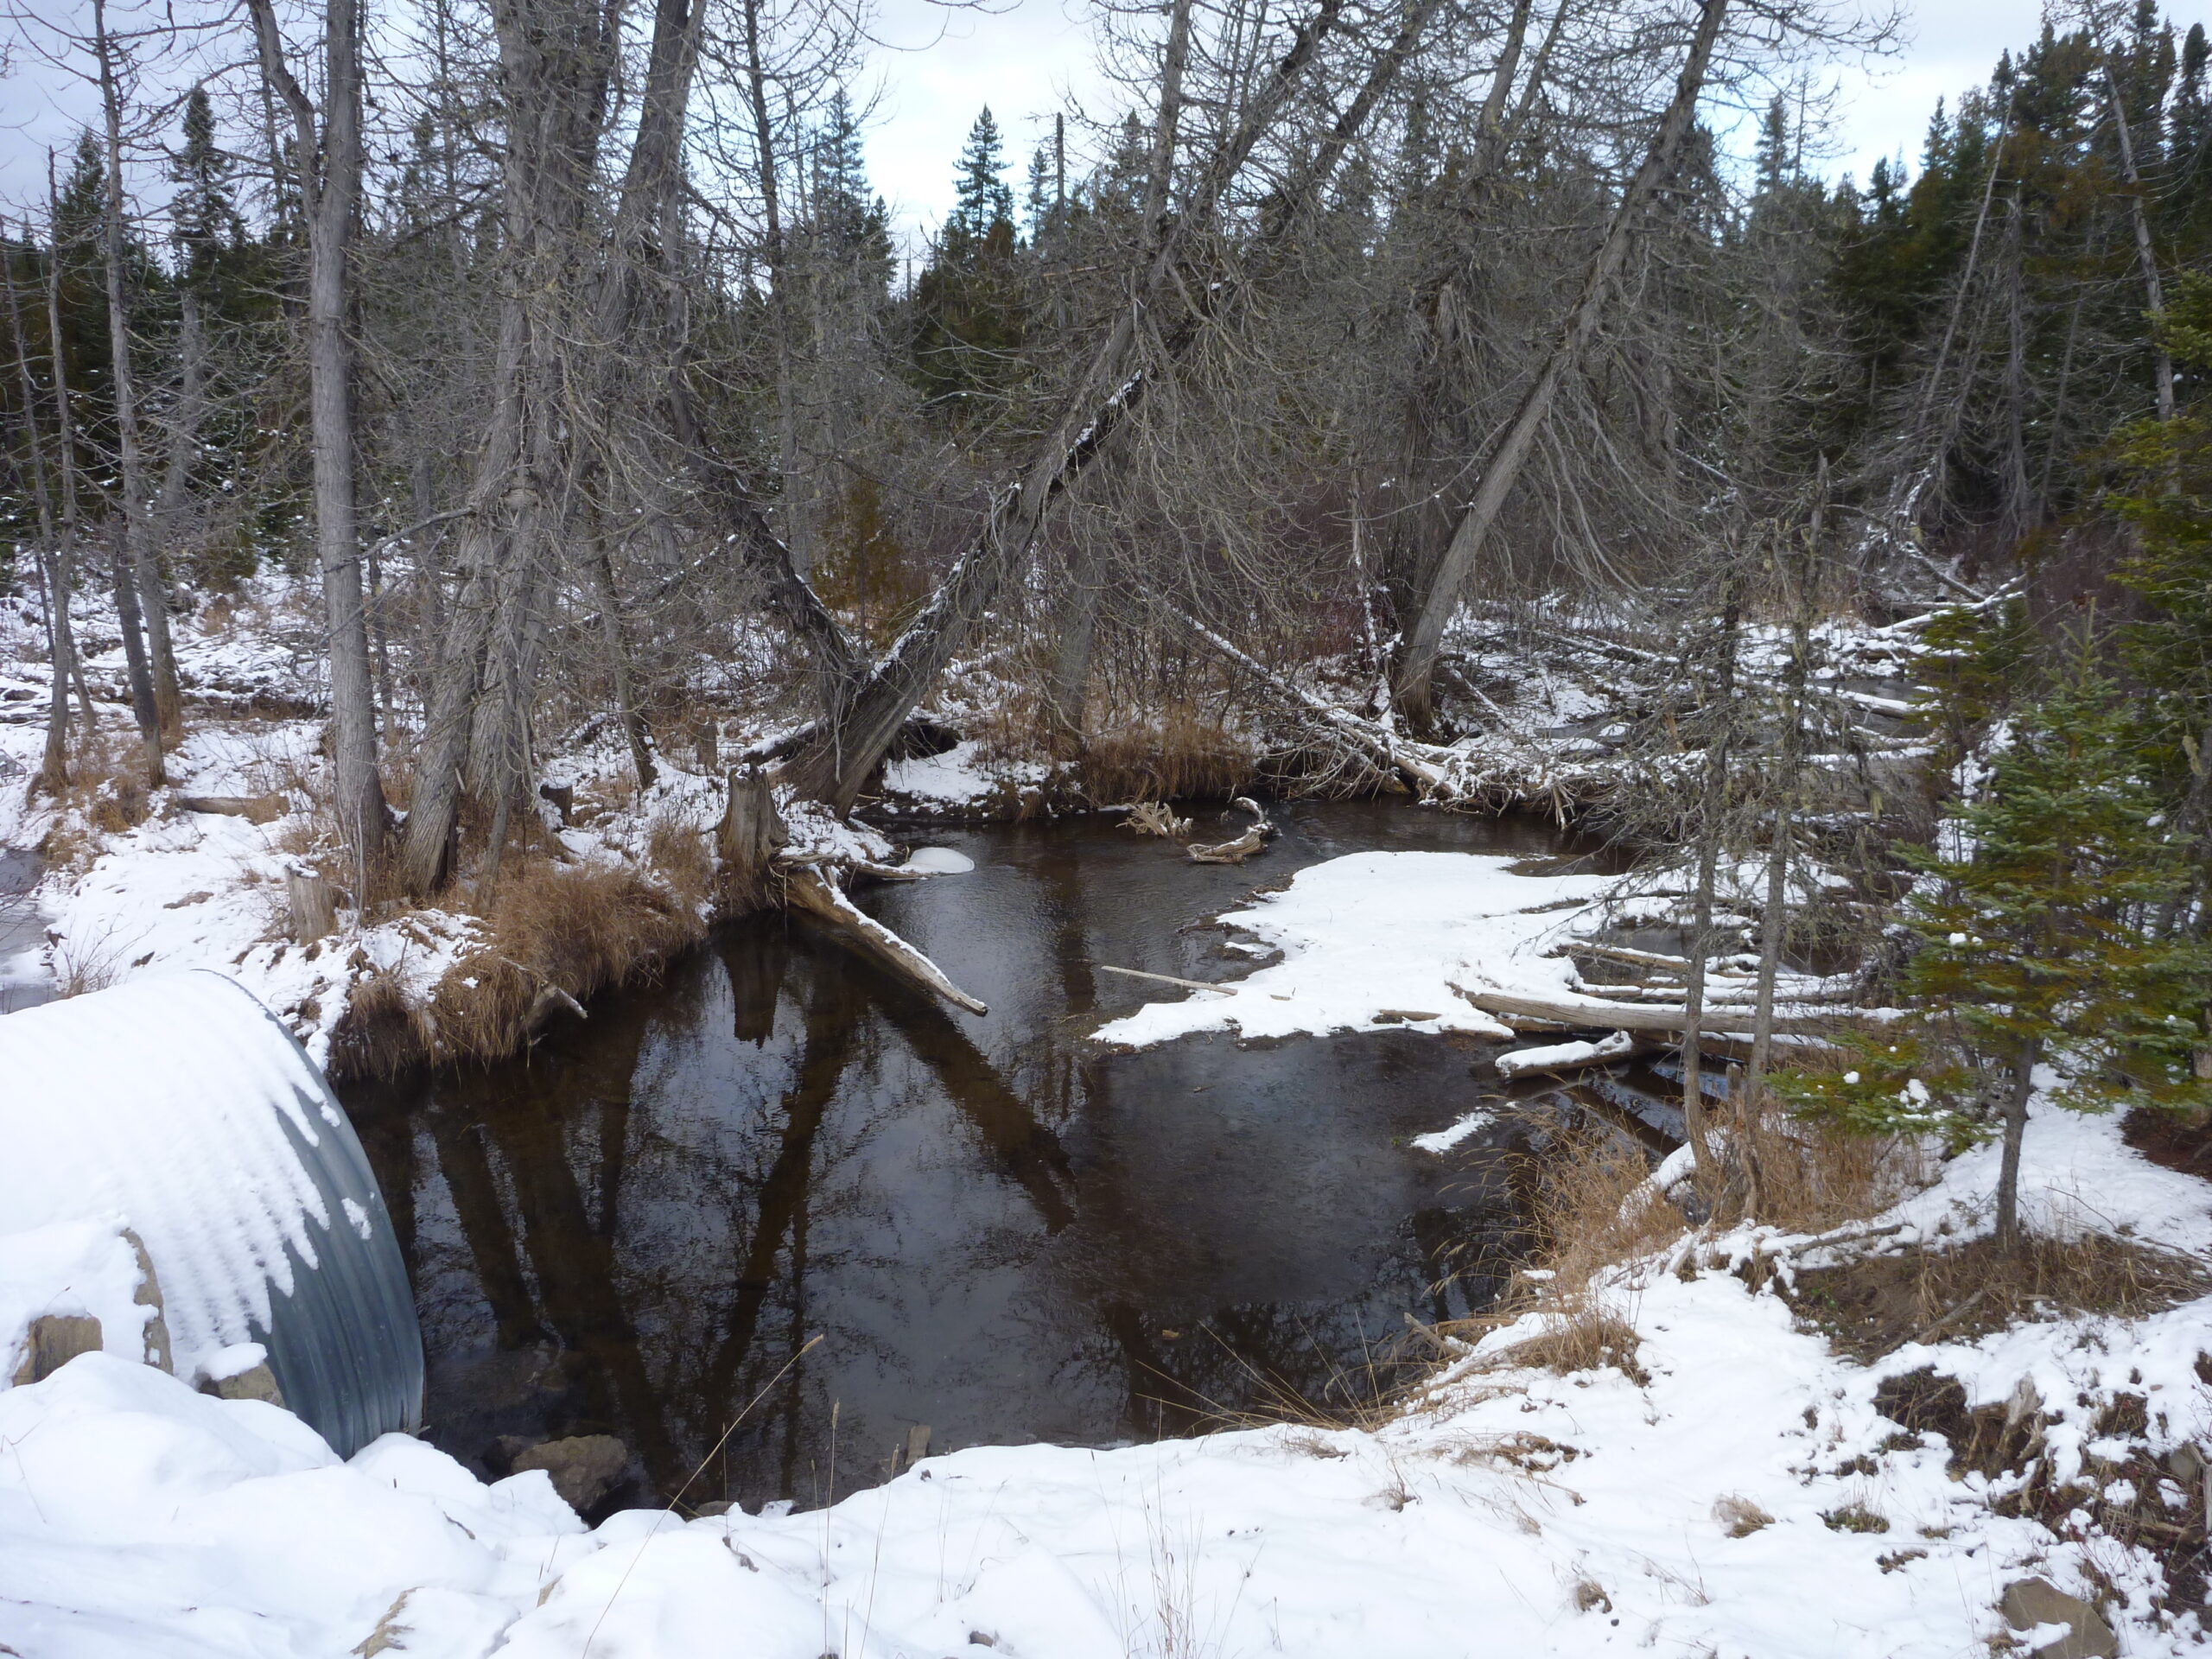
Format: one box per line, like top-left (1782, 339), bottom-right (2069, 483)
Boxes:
top-left (3, 1095), bottom-right (2206, 1657)
top-left (8, 577), bottom-right (2203, 1657)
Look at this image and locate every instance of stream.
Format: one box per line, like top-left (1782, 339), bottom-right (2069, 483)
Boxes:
top-left (343, 800), bottom-right (1656, 1514)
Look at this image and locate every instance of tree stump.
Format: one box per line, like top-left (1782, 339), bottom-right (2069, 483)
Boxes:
top-left (286, 865), bottom-right (337, 941)
top-left (715, 766), bottom-right (786, 914)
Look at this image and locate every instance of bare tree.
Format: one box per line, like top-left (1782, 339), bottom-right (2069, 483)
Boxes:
top-left (249, 0), bottom-right (387, 880)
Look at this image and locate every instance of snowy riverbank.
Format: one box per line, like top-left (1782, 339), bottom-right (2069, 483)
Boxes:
top-left (3, 1098), bottom-right (2207, 1657)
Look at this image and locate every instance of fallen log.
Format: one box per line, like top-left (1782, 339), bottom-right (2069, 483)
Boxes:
top-left (176, 793), bottom-right (288, 824)
top-left (1497, 1030), bottom-right (1649, 1078)
top-left (1452, 982), bottom-right (1878, 1038)
top-left (1096, 963), bottom-right (1234, 995)
top-left (784, 864), bottom-right (988, 1016)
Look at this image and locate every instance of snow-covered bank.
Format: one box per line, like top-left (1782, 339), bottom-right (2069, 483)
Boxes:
top-left (3, 1101), bottom-right (2207, 1657)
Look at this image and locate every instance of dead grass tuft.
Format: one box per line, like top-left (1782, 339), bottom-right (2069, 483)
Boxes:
top-left (1439, 1124), bottom-right (1677, 1384)
top-left (644, 809), bottom-right (715, 911)
top-left (328, 963), bottom-right (433, 1079)
top-left (1789, 1230), bottom-right (2212, 1364)
top-left (1078, 704), bottom-right (1255, 804)
top-left (425, 856), bottom-right (705, 1065)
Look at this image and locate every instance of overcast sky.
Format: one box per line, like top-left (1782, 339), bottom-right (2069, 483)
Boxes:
top-left (853, 0), bottom-right (2208, 245)
top-left (3, 0), bottom-right (2206, 251)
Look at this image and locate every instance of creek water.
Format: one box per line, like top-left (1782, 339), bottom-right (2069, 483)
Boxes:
top-left (344, 801), bottom-right (1643, 1514)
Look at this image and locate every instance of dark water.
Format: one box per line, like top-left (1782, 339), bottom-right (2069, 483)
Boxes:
top-left (344, 801), bottom-right (1625, 1514)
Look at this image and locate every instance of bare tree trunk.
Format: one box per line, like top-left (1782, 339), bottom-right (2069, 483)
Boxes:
top-left (1994, 1034), bottom-right (2038, 1248)
top-left (92, 0), bottom-right (183, 744)
top-left (740, 0), bottom-right (812, 576)
top-left (1677, 580), bottom-right (1739, 1184)
top-left (2103, 55), bottom-right (2176, 423)
top-left (156, 283), bottom-right (206, 534)
top-left (44, 162), bottom-right (99, 739)
top-left (250, 0), bottom-right (389, 885)
top-left (5, 239), bottom-right (72, 793)
top-left (1393, 0), bottom-right (1729, 721)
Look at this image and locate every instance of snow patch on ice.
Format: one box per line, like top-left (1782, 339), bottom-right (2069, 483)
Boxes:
top-left (1095, 849), bottom-right (1611, 1046)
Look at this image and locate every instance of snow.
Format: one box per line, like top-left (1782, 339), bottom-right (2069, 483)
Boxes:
top-left (3, 1097), bottom-right (2208, 1656)
top-left (1498, 1030), bottom-right (1638, 1077)
top-left (1410, 1108), bottom-right (1496, 1152)
top-left (901, 844), bottom-right (975, 874)
top-left (1095, 849), bottom-right (1615, 1046)
top-left (878, 739), bottom-right (1041, 807)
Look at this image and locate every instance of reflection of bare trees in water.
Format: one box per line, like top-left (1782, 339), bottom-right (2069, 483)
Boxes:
top-left (354, 924), bottom-right (1085, 1507)
top-left (347, 873), bottom-right (1533, 1510)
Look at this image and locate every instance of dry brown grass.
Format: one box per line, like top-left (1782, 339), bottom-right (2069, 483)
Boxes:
top-left (423, 856), bottom-right (705, 1065)
top-left (1789, 1230), bottom-right (2212, 1364)
top-left (327, 962), bottom-right (433, 1079)
top-left (644, 809), bottom-right (715, 911)
top-left (1079, 704), bottom-right (1255, 804)
top-left (1714, 1088), bottom-right (1930, 1236)
top-left (1434, 1127), bottom-right (1680, 1384)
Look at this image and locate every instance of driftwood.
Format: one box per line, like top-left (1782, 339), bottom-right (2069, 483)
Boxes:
top-left (1452, 982), bottom-right (1873, 1038)
top-left (717, 764), bottom-right (787, 913)
top-left (285, 865), bottom-right (336, 941)
top-left (176, 793), bottom-right (288, 824)
top-left (1188, 798), bottom-right (1275, 864)
top-left (785, 865), bottom-right (988, 1016)
top-left (1122, 802), bottom-right (1191, 837)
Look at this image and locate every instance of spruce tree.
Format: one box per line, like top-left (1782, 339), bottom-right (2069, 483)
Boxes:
top-left (1786, 650), bottom-right (2212, 1243)
top-left (944, 106), bottom-right (1014, 251)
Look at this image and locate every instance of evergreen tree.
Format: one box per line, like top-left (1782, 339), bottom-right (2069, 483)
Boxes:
top-left (944, 106), bottom-right (1014, 251)
top-left (1785, 652), bottom-right (2212, 1243)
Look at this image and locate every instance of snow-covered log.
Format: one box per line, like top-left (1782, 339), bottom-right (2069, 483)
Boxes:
top-left (784, 865), bottom-right (988, 1016)
top-left (1496, 1030), bottom-right (1648, 1077)
top-left (1453, 982), bottom-right (1871, 1037)
top-left (0, 972), bottom-right (423, 1456)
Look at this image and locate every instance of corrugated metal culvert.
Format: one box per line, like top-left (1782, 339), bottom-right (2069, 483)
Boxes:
top-left (0, 970), bottom-right (423, 1456)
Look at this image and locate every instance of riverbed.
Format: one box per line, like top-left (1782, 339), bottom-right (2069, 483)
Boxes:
top-left (343, 801), bottom-right (1642, 1513)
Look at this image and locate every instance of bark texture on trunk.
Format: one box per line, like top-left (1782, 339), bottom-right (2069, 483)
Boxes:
top-left (252, 0), bottom-right (389, 880)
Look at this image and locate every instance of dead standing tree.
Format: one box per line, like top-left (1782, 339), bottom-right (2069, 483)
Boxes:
top-left (1390, 0), bottom-right (1731, 725)
top-left (248, 0), bottom-right (387, 883)
top-left (781, 0), bottom-right (1446, 813)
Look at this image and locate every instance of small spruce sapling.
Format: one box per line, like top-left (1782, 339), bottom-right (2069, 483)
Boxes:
top-left (1783, 652), bottom-right (2211, 1244)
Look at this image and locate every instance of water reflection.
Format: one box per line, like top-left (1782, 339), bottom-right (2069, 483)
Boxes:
top-left (345, 802), bottom-right (1605, 1512)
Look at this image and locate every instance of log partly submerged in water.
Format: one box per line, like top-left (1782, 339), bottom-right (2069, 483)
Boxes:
top-left (1452, 982), bottom-right (1875, 1039)
top-left (784, 864), bottom-right (988, 1017)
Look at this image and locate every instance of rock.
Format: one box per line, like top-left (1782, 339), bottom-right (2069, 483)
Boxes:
top-left (10, 1313), bottom-right (102, 1386)
top-left (512, 1434), bottom-right (630, 1515)
top-left (1711, 1494), bottom-right (1774, 1537)
top-left (692, 1499), bottom-right (734, 1517)
top-left (1999, 1578), bottom-right (2116, 1659)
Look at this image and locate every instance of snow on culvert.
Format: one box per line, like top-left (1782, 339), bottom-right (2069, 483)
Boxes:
top-left (0, 972), bottom-right (423, 1455)
top-left (1093, 849), bottom-right (1615, 1046)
